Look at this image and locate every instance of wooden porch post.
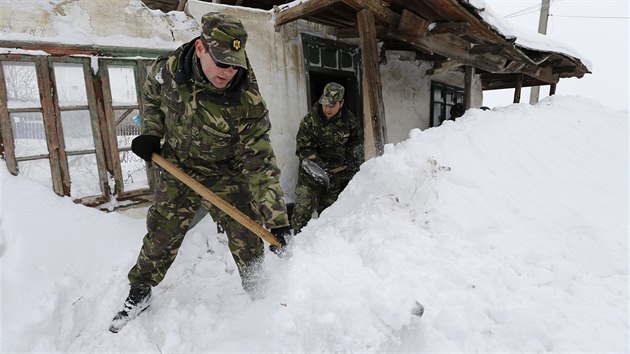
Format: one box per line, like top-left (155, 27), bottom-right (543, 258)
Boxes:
top-left (357, 9), bottom-right (386, 158)
top-left (513, 73), bottom-right (523, 103)
top-left (549, 83), bottom-right (557, 96)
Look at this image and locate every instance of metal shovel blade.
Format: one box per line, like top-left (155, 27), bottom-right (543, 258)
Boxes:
top-left (302, 159), bottom-right (330, 187)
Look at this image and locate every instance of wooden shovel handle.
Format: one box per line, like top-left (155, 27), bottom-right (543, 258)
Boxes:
top-left (151, 153), bottom-right (282, 248)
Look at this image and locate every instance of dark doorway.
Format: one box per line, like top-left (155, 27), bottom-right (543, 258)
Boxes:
top-left (301, 34), bottom-right (362, 120)
top-left (308, 71), bottom-right (359, 118)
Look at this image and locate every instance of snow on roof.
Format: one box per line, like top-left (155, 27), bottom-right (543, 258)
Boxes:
top-left (468, 0), bottom-right (592, 70)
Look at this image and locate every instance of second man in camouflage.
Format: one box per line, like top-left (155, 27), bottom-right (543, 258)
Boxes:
top-left (291, 82), bottom-right (363, 233)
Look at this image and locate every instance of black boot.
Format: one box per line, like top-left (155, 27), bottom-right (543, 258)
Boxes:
top-left (109, 284), bottom-right (152, 333)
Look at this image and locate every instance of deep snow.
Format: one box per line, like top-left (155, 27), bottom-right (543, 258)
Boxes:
top-left (1, 96), bottom-right (628, 352)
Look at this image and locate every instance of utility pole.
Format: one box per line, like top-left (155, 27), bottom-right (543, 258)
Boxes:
top-left (529, 0), bottom-right (551, 104)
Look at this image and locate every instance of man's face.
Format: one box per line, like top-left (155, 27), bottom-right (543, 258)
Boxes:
top-left (322, 99), bottom-right (343, 118)
top-left (195, 39), bottom-right (239, 89)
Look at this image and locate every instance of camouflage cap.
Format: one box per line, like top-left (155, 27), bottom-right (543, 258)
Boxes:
top-left (200, 12), bottom-right (248, 69)
top-left (318, 82), bottom-right (345, 106)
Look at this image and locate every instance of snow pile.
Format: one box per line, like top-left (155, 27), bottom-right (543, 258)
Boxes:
top-left (1, 96), bottom-right (627, 352)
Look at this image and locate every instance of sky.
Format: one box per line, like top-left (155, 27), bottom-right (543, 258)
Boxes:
top-left (481, 0), bottom-right (629, 110)
top-left (1, 95), bottom-right (628, 352)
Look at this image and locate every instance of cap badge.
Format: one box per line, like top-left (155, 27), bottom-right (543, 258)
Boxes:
top-left (232, 39), bottom-right (241, 51)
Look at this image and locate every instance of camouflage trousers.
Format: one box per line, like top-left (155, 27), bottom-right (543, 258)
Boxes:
top-left (291, 170), bottom-right (348, 233)
top-left (127, 160), bottom-right (264, 292)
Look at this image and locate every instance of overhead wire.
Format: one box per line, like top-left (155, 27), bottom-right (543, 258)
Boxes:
top-left (503, 0), bottom-right (628, 20)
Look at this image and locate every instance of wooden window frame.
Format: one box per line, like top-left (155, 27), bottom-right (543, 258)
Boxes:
top-left (1, 46), bottom-right (161, 208)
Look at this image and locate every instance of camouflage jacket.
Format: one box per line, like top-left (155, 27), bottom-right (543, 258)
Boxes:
top-left (295, 103), bottom-right (363, 176)
top-left (141, 38), bottom-right (288, 229)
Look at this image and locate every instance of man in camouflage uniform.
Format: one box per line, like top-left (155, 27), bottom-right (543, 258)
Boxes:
top-left (110, 12), bottom-right (291, 333)
top-left (291, 82), bottom-right (363, 233)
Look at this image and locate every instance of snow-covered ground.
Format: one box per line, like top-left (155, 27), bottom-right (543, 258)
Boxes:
top-left (1, 96), bottom-right (627, 353)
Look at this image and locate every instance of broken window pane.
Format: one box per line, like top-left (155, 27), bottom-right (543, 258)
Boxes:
top-left (17, 159), bottom-right (53, 190)
top-left (60, 110), bottom-right (95, 151)
top-left (53, 63), bottom-right (88, 106)
top-left (108, 66), bottom-right (138, 105)
top-left (67, 153), bottom-right (101, 198)
top-left (119, 151), bottom-right (149, 191)
top-left (114, 108), bottom-right (141, 148)
top-left (2, 61), bottom-right (40, 109)
top-left (10, 112), bottom-right (48, 157)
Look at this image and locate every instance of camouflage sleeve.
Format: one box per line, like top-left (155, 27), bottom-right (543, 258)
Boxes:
top-left (141, 60), bottom-right (166, 137)
top-left (238, 109), bottom-right (290, 229)
top-left (345, 110), bottom-right (364, 174)
top-left (295, 114), bottom-right (324, 167)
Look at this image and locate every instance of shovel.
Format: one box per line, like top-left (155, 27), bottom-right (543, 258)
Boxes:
top-left (151, 153), bottom-right (284, 248)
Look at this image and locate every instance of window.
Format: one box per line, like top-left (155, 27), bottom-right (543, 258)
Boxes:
top-left (1, 60), bottom-right (54, 190)
top-left (0, 48), bottom-right (157, 208)
top-left (430, 82), bottom-right (464, 127)
top-left (100, 60), bottom-right (151, 197)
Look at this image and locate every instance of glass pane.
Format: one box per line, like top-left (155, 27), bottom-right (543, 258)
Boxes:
top-left (433, 103), bottom-right (443, 125)
top-left (60, 110), bottom-right (95, 151)
top-left (308, 45), bottom-right (320, 66)
top-left (341, 51), bottom-right (353, 70)
top-left (114, 108), bottom-right (141, 148)
top-left (2, 61), bottom-right (40, 109)
top-left (119, 150), bottom-right (149, 192)
top-left (53, 63), bottom-right (88, 106)
top-left (322, 48), bottom-right (337, 68)
top-left (67, 153), bottom-right (101, 198)
top-left (17, 159), bottom-right (53, 190)
top-left (446, 92), bottom-right (455, 104)
top-left (433, 88), bottom-right (443, 101)
top-left (10, 112), bottom-right (48, 157)
top-left (108, 66), bottom-right (138, 105)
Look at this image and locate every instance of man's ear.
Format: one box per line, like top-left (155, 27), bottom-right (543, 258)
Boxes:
top-left (194, 39), bottom-right (205, 59)
top-left (339, 99), bottom-right (344, 107)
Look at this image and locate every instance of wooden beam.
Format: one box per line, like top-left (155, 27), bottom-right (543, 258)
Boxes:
top-left (389, 9), bottom-right (513, 73)
top-left (358, 9), bottom-right (386, 157)
top-left (38, 57), bottom-right (68, 195)
top-left (549, 83), bottom-right (557, 96)
top-left (469, 44), bottom-right (505, 55)
top-left (426, 59), bottom-right (461, 75)
top-left (275, 0), bottom-right (343, 28)
top-left (0, 40), bottom-right (166, 58)
top-left (397, 8), bottom-right (430, 36)
top-left (344, 0), bottom-right (400, 26)
top-left (429, 22), bottom-right (470, 35)
top-left (523, 65), bottom-right (558, 84)
top-left (389, 28), bottom-right (508, 73)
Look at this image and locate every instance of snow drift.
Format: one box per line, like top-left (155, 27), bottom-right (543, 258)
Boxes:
top-left (1, 96), bottom-right (627, 352)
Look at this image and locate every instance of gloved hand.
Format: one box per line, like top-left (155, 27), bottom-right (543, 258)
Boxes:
top-left (269, 226), bottom-right (291, 256)
top-left (131, 135), bottom-right (161, 162)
